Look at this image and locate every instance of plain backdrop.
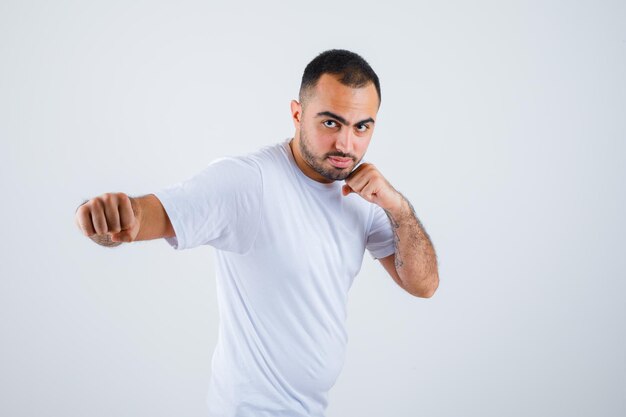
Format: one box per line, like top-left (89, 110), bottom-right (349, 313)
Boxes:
top-left (1, 1), bottom-right (625, 416)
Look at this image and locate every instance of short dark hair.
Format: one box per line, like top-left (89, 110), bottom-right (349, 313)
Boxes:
top-left (299, 49), bottom-right (381, 107)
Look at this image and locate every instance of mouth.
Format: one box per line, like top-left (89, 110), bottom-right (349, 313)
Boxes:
top-left (327, 156), bottom-right (353, 169)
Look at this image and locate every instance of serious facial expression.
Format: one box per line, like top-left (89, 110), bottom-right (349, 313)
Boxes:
top-left (292, 73), bottom-right (379, 183)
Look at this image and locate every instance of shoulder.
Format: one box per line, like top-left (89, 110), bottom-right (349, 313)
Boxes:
top-left (243, 140), bottom-right (289, 167)
top-left (199, 140), bottom-right (289, 189)
top-left (182, 152), bottom-right (264, 199)
top-left (203, 143), bottom-right (280, 178)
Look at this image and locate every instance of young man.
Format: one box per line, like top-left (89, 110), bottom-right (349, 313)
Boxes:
top-left (75, 49), bottom-right (439, 417)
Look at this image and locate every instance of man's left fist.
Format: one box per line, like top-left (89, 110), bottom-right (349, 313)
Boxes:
top-left (342, 163), bottom-right (403, 212)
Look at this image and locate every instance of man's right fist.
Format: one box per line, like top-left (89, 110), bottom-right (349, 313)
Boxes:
top-left (75, 192), bottom-right (141, 247)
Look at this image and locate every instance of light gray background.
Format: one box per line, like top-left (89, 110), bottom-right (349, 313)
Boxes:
top-left (1, 1), bottom-right (624, 416)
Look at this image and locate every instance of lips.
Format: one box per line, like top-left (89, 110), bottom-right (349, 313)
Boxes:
top-left (328, 156), bottom-right (353, 169)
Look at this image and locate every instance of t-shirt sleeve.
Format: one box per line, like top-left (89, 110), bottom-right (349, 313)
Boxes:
top-left (365, 204), bottom-right (396, 260)
top-left (152, 156), bottom-right (263, 253)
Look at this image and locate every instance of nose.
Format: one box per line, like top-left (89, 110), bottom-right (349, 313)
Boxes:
top-left (335, 128), bottom-right (354, 155)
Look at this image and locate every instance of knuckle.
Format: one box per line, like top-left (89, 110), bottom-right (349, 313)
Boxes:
top-left (116, 192), bottom-right (128, 200)
top-left (76, 205), bottom-right (88, 216)
top-left (101, 193), bottom-right (115, 203)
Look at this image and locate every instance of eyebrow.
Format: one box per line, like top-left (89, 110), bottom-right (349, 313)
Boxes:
top-left (316, 111), bottom-right (375, 126)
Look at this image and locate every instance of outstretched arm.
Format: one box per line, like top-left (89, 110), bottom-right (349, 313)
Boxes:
top-left (75, 193), bottom-right (175, 247)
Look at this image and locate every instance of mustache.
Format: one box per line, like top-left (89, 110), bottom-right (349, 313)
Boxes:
top-left (325, 151), bottom-right (356, 160)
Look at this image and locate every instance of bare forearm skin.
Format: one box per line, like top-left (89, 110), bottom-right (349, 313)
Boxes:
top-left (384, 194), bottom-right (439, 297)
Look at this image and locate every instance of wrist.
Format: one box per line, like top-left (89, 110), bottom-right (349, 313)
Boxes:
top-left (384, 192), bottom-right (410, 220)
top-left (129, 196), bottom-right (143, 224)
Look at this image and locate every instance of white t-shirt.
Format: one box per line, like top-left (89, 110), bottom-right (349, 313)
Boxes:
top-left (154, 138), bottom-right (395, 417)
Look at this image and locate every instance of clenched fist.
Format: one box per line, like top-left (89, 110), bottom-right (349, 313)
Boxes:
top-left (342, 163), bottom-right (403, 213)
top-left (75, 192), bottom-right (142, 247)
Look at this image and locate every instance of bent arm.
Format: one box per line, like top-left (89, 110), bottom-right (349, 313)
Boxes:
top-left (379, 195), bottom-right (439, 298)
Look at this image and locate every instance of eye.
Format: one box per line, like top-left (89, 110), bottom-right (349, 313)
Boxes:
top-left (356, 124), bottom-right (370, 132)
top-left (323, 120), bottom-right (338, 128)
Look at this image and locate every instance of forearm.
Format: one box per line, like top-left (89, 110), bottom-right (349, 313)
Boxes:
top-left (384, 194), bottom-right (439, 297)
top-left (75, 193), bottom-right (172, 247)
top-left (133, 194), bottom-right (175, 241)
top-left (89, 194), bottom-right (171, 242)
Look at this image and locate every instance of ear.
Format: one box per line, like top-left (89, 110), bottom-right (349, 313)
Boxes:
top-left (290, 100), bottom-right (302, 128)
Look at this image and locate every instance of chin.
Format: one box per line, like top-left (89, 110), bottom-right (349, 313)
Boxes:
top-left (328, 167), bottom-right (354, 181)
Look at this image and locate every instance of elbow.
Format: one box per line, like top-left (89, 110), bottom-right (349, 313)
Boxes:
top-left (413, 287), bottom-right (436, 299)
top-left (419, 287), bottom-right (437, 299)
top-left (410, 274), bottom-right (439, 299)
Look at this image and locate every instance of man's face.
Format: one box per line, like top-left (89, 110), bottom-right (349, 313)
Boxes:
top-left (291, 73), bottom-right (379, 183)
